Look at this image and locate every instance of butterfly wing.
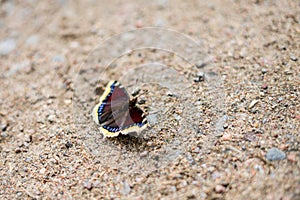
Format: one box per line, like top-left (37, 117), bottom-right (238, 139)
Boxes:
top-left (93, 80), bottom-right (147, 137)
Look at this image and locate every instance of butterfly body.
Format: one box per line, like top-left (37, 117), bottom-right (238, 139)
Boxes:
top-left (93, 80), bottom-right (147, 137)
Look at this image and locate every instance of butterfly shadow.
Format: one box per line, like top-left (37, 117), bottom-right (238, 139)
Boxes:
top-left (107, 134), bottom-right (149, 153)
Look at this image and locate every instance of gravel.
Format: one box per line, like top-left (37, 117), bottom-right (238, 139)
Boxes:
top-left (266, 148), bottom-right (286, 161)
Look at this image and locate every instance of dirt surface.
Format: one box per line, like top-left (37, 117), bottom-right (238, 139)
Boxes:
top-left (0, 0), bottom-right (300, 199)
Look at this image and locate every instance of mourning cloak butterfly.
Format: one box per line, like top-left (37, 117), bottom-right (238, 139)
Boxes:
top-left (92, 80), bottom-right (147, 137)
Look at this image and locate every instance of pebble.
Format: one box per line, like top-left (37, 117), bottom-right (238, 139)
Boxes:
top-left (261, 84), bottom-right (268, 90)
top-left (47, 115), bottom-right (56, 123)
top-left (173, 113), bottom-right (181, 121)
top-left (26, 35), bottom-right (39, 46)
top-left (261, 68), bottom-right (268, 74)
top-left (15, 148), bottom-right (22, 153)
top-left (279, 144), bottom-right (288, 150)
top-left (0, 132), bottom-right (8, 138)
top-left (52, 55), bottom-right (65, 62)
top-left (65, 141), bottom-right (73, 148)
top-left (284, 70), bottom-right (293, 75)
top-left (0, 38), bottom-right (16, 55)
top-left (69, 41), bottom-right (80, 49)
top-left (266, 147), bottom-right (286, 161)
top-left (64, 99), bottom-right (72, 105)
top-left (204, 118), bottom-right (211, 123)
top-left (287, 153), bottom-right (297, 163)
top-left (253, 121), bottom-right (259, 128)
top-left (147, 141), bottom-right (155, 147)
top-left (137, 99), bottom-right (146, 104)
top-left (215, 184), bottom-right (226, 193)
top-left (192, 147), bottom-right (200, 153)
top-left (131, 88), bottom-right (140, 96)
top-left (194, 71), bottom-right (205, 82)
top-left (249, 100), bottom-right (259, 109)
top-left (83, 180), bottom-right (93, 190)
top-left (223, 123), bottom-right (228, 129)
top-left (120, 181), bottom-right (131, 195)
top-left (39, 167), bottom-right (46, 174)
top-left (146, 114), bottom-right (158, 125)
top-left (154, 18), bottom-right (166, 27)
top-left (1, 120), bottom-right (8, 131)
top-left (140, 151), bottom-right (148, 157)
top-left (290, 55), bottom-right (297, 62)
top-left (244, 132), bottom-right (257, 142)
top-left (157, 0), bottom-right (168, 7)
top-left (221, 133), bottom-right (232, 141)
top-left (25, 135), bottom-right (32, 143)
top-left (195, 60), bottom-right (206, 68)
top-left (135, 20), bottom-right (143, 28)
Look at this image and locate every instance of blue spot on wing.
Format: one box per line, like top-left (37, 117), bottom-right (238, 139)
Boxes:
top-left (97, 81), bottom-right (117, 123)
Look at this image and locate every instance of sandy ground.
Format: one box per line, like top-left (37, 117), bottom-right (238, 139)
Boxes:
top-left (0, 0), bottom-right (300, 199)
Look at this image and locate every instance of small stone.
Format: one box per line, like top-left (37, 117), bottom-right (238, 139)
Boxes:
top-left (261, 68), bottom-right (268, 74)
top-left (221, 133), bottom-right (231, 141)
top-left (135, 20), bottom-right (143, 28)
top-left (47, 115), bottom-right (56, 123)
top-left (279, 144), bottom-right (288, 150)
top-left (120, 181), bottom-right (131, 195)
top-left (192, 147), bottom-right (200, 153)
top-left (1, 124), bottom-right (7, 131)
top-left (137, 99), bottom-right (146, 104)
top-left (223, 123), bottom-right (228, 129)
top-left (244, 132), bottom-right (257, 142)
top-left (131, 88), bottom-right (140, 96)
top-left (25, 135), bottom-right (32, 143)
top-left (0, 38), bottom-right (16, 55)
top-left (52, 55), bottom-right (65, 62)
top-left (249, 100), bottom-right (259, 109)
top-left (173, 113), bottom-right (181, 121)
top-left (146, 114), bottom-right (158, 125)
top-left (287, 153), bottom-right (297, 163)
top-left (154, 18), bottom-right (166, 26)
top-left (39, 167), bottom-right (46, 174)
top-left (261, 84), bottom-right (268, 90)
top-left (135, 177), bottom-right (145, 183)
top-left (69, 41), bottom-right (80, 49)
top-left (253, 122), bottom-right (259, 128)
top-left (215, 184), bottom-right (226, 193)
top-left (65, 141), bottom-right (73, 148)
top-left (284, 70), bottom-right (293, 75)
top-left (140, 151), bottom-right (148, 157)
top-left (0, 132), bottom-right (8, 138)
top-left (204, 118), bottom-right (211, 123)
top-left (195, 60), bottom-right (206, 68)
top-left (15, 148), bottom-right (21, 153)
top-left (194, 71), bottom-right (205, 82)
top-left (254, 164), bottom-right (264, 173)
top-left (266, 147), bottom-right (286, 161)
top-left (83, 180), bottom-right (93, 190)
top-left (147, 141), bottom-right (155, 147)
top-left (26, 35), bottom-right (39, 46)
top-left (290, 55), bottom-right (298, 62)
top-left (64, 99), bottom-right (72, 105)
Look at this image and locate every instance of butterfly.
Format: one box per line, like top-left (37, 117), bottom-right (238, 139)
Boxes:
top-left (92, 80), bottom-right (147, 137)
